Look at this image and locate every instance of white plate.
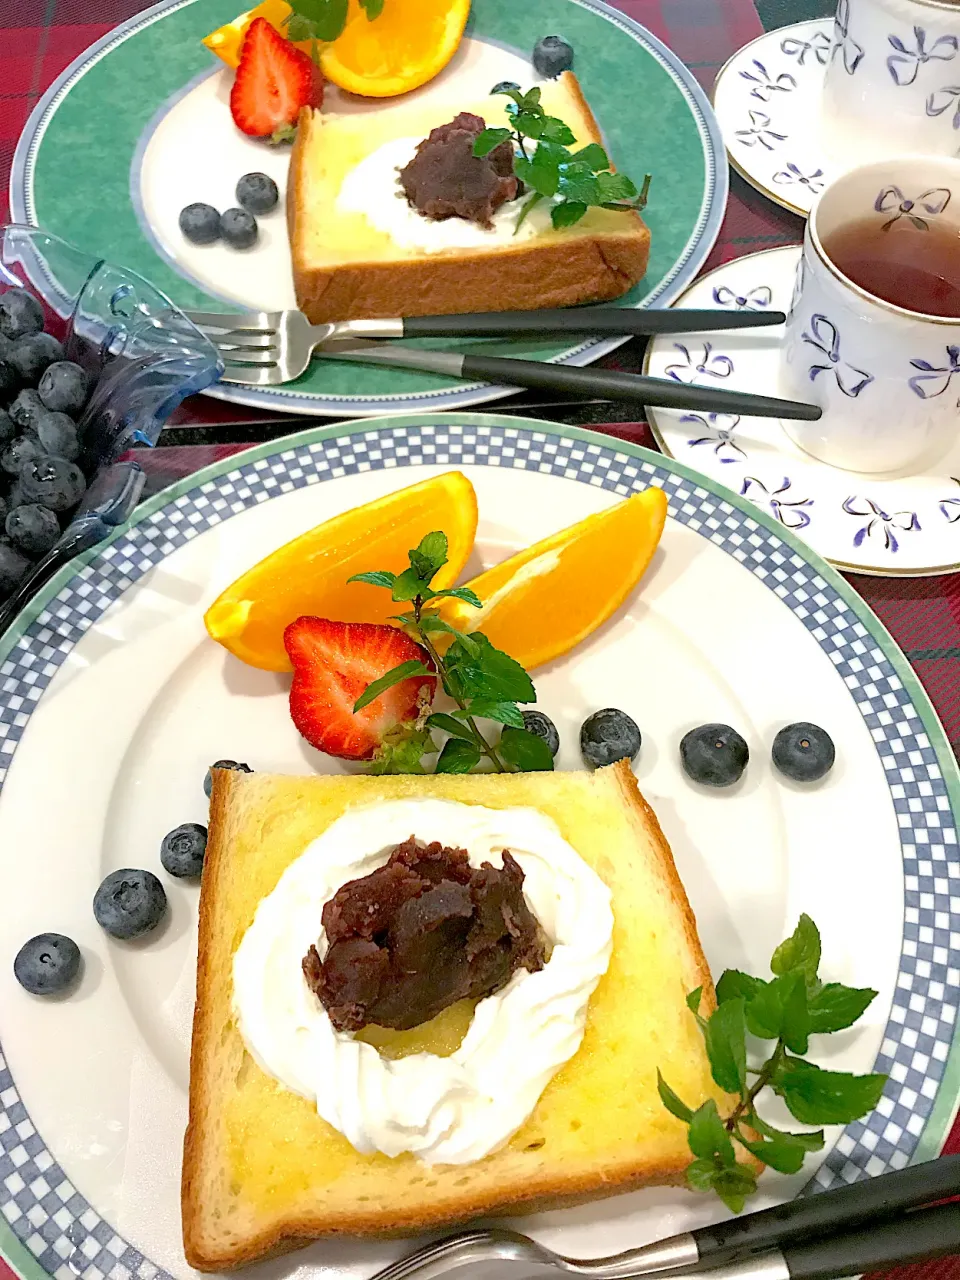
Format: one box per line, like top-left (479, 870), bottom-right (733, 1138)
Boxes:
top-left (644, 246), bottom-right (960, 576)
top-left (713, 20), bottom-right (834, 218)
top-left (0, 415), bottom-right (958, 1280)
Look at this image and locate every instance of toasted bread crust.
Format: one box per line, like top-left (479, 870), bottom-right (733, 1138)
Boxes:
top-left (287, 75), bottom-right (650, 322)
top-left (183, 764), bottom-right (727, 1270)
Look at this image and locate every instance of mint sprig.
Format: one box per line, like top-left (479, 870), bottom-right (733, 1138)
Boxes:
top-left (284, 0), bottom-right (382, 48)
top-left (348, 532), bottom-right (553, 775)
top-left (473, 86), bottom-right (652, 231)
top-left (659, 915), bottom-right (886, 1212)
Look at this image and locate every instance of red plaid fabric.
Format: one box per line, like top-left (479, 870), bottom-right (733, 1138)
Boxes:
top-left (0, 3), bottom-right (958, 1280)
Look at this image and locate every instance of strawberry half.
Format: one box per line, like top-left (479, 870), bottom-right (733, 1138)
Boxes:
top-left (229, 17), bottom-right (323, 139)
top-left (284, 618), bottom-right (436, 761)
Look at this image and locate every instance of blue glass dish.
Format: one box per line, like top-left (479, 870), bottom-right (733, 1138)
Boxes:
top-left (0, 225), bottom-right (223, 634)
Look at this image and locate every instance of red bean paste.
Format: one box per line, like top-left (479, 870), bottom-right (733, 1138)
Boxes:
top-left (398, 113), bottom-right (519, 228)
top-left (303, 836), bottom-right (545, 1033)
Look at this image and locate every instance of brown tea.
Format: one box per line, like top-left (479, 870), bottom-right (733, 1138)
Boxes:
top-left (821, 216), bottom-right (960, 318)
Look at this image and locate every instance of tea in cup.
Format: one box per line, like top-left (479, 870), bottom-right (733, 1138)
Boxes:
top-left (781, 155), bottom-right (960, 473)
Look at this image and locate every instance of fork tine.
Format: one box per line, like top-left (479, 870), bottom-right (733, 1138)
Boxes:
top-left (218, 364), bottom-right (283, 386)
top-left (210, 333), bottom-right (281, 352)
top-left (185, 309), bottom-right (281, 332)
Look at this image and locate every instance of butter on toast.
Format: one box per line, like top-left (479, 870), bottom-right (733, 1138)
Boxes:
top-left (288, 72), bottom-right (650, 321)
top-left (183, 762), bottom-right (733, 1270)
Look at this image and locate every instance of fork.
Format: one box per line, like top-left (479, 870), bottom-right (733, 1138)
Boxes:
top-left (187, 309), bottom-right (816, 421)
top-left (367, 1155), bottom-right (960, 1280)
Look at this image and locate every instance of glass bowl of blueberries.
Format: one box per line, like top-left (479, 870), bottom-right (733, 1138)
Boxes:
top-left (0, 224), bottom-right (222, 632)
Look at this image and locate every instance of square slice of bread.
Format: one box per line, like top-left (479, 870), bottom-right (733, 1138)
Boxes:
top-left (183, 761), bottom-right (733, 1270)
top-left (288, 72), bottom-right (650, 321)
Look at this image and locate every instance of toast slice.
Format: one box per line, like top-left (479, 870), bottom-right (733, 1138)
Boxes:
top-left (288, 72), bottom-right (650, 321)
top-left (183, 762), bottom-right (732, 1270)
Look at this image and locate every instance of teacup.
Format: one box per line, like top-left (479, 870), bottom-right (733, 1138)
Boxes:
top-left (781, 154), bottom-right (960, 474)
top-left (821, 0), bottom-right (960, 164)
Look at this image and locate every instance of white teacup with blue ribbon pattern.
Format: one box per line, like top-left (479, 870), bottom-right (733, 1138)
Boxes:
top-left (781, 155), bottom-right (960, 474)
top-left (821, 0), bottom-right (960, 163)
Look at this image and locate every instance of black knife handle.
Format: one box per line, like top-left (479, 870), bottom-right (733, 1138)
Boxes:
top-left (402, 309), bottom-right (786, 338)
top-left (782, 1202), bottom-right (960, 1280)
top-left (695, 1155), bottom-right (960, 1261)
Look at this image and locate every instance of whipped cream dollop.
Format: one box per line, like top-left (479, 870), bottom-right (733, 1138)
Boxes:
top-left (335, 137), bottom-right (553, 254)
top-left (233, 798), bottom-right (613, 1165)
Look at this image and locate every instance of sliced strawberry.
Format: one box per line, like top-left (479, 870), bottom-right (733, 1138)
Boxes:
top-left (230, 17), bottom-right (323, 139)
top-left (284, 618), bottom-right (436, 761)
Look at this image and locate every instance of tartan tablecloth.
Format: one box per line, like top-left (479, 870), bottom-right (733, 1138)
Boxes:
top-left (0, 1), bottom-right (958, 1278)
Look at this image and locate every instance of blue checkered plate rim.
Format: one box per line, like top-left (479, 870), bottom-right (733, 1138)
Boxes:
top-left (0, 414), bottom-right (958, 1280)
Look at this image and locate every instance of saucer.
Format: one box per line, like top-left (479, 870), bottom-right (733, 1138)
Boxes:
top-left (644, 246), bottom-right (960, 576)
top-left (713, 19), bottom-right (834, 218)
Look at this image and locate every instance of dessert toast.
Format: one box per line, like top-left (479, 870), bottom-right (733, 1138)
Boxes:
top-left (288, 72), bottom-right (650, 321)
top-left (184, 761), bottom-right (736, 1270)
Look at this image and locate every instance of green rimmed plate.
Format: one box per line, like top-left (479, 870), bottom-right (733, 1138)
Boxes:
top-left (11, 0), bottom-right (727, 416)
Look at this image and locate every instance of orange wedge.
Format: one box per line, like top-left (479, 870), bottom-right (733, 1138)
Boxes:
top-left (205, 472), bottom-right (478, 672)
top-left (203, 0), bottom-right (304, 69)
top-left (436, 487), bottom-right (668, 671)
top-left (319, 0), bottom-right (471, 97)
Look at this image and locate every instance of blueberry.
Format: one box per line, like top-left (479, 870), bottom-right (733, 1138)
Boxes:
top-left (0, 289), bottom-right (44, 341)
top-left (0, 411), bottom-right (16, 449)
top-left (580, 708), bottom-right (641, 769)
top-left (522, 710), bottom-right (560, 756)
top-left (772, 722), bottom-right (835, 782)
top-left (532, 35), bottom-right (574, 78)
top-left (20, 456), bottom-right (86, 513)
top-left (0, 543), bottom-right (30, 596)
top-left (160, 822), bottom-right (208, 878)
top-left (6, 504), bottom-right (59, 557)
top-left (219, 208), bottom-right (258, 250)
top-left (14, 933), bottom-right (81, 995)
top-left (35, 410), bottom-right (80, 462)
top-left (491, 80), bottom-right (521, 94)
top-left (0, 360), bottom-right (18, 402)
top-left (9, 388), bottom-right (46, 432)
top-left (38, 361), bottom-right (88, 416)
top-left (1, 434), bottom-right (43, 476)
top-left (204, 758), bottom-right (252, 798)
top-left (680, 723), bottom-right (749, 787)
top-left (236, 172), bottom-right (279, 215)
top-left (7, 333), bottom-right (64, 386)
top-left (93, 869), bottom-right (167, 940)
top-left (179, 202), bottom-right (221, 246)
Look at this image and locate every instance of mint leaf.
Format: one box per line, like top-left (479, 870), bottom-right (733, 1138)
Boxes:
top-left (436, 738), bottom-right (483, 774)
top-left (461, 700), bottom-right (525, 728)
top-left (686, 986), bottom-right (703, 1014)
top-left (686, 1156), bottom-right (722, 1192)
top-left (596, 170), bottom-right (638, 202)
top-left (744, 971), bottom-right (810, 1052)
top-left (416, 612), bottom-right (464, 637)
top-left (426, 712), bottom-right (475, 741)
top-left (514, 148), bottom-right (561, 198)
top-left (285, 12), bottom-right (321, 40)
top-left (771, 1056), bottom-right (887, 1125)
top-left (808, 984), bottom-right (878, 1035)
top-left (571, 142), bottom-right (608, 171)
top-left (391, 567), bottom-right (435, 602)
top-left (368, 724), bottom-right (435, 775)
top-left (445, 633), bottom-right (535, 704)
top-left (522, 86), bottom-right (542, 109)
top-left (494, 86), bottom-right (526, 106)
top-left (409, 531), bottom-right (448, 582)
top-left (710, 1164), bottom-right (758, 1214)
top-left (687, 1099), bottom-right (735, 1166)
top-left (552, 200), bottom-right (588, 229)
top-left (737, 1114), bottom-right (825, 1174)
top-left (289, 0), bottom-right (348, 40)
top-left (716, 970), bottom-right (766, 1004)
top-left (473, 127), bottom-right (513, 157)
top-left (539, 116), bottom-right (577, 146)
top-left (772, 914), bottom-right (821, 989)
top-left (358, 0), bottom-right (384, 16)
top-left (704, 997), bottom-right (747, 1094)
top-left (558, 172), bottom-right (600, 206)
top-left (353, 661), bottom-right (432, 712)
top-left (515, 191), bottom-right (546, 231)
top-left (430, 587), bottom-right (483, 609)
top-left (348, 570), bottom-right (397, 589)
top-left (499, 726), bottom-right (555, 771)
top-left (657, 1071), bottom-right (693, 1123)
top-left (745, 975), bottom-right (785, 1040)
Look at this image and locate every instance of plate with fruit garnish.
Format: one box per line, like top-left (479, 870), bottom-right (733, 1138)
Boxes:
top-left (10, 0), bottom-right (726, 416)
top-left (0, 413), bottom-right (958, 1280)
